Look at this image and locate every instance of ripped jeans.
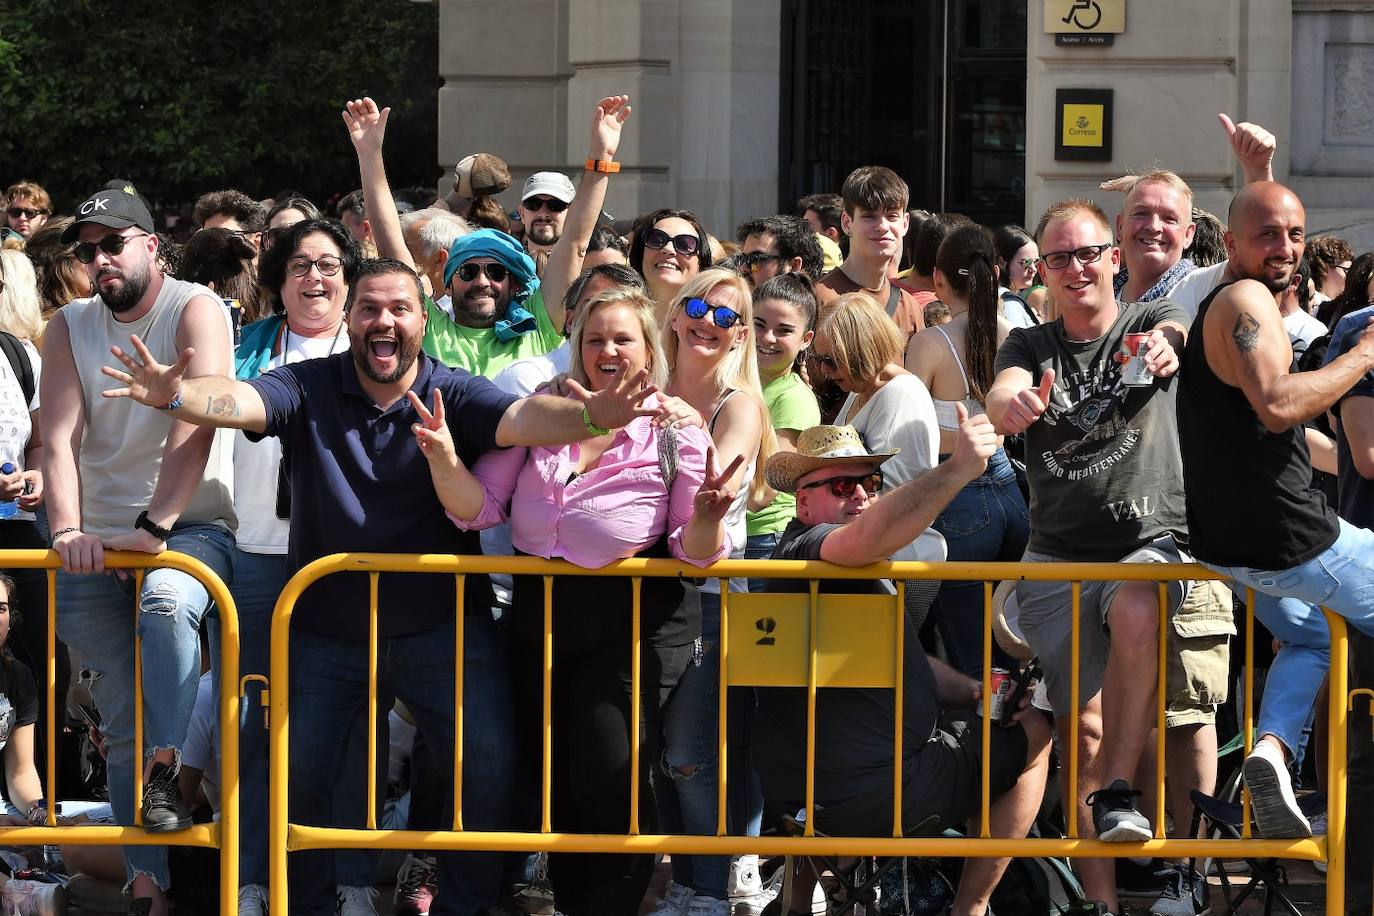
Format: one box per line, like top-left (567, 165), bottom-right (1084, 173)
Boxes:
top-left (56, 523), bottom-right (235, 891)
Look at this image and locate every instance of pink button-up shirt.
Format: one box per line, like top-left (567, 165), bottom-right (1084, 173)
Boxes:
top-left (453, 414), bottom-right (729, 568)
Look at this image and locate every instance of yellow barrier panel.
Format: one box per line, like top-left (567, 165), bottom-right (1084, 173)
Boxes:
top-left (0, 549), bottom-right (239, 914)
top-left (268, 553), bottom-right (1348, 915)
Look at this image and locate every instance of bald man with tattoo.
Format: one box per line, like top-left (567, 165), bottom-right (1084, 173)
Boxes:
top-left (1178, 180), bottom-right (1374, 838)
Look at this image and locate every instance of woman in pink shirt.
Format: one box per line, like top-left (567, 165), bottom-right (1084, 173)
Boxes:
top-left (413, 287), bottom-right (739, 916)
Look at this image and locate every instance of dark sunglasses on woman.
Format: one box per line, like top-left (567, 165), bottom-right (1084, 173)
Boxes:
top-left (643, 227), bottom-right (700, 257)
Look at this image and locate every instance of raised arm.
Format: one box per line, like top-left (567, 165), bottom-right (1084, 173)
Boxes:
top-left (344, 98), bottom-right (415, 272)
top-left (819, 405), bottom-right (995, 566)
top-left (1219, 113), bottom-right (1277, 185)
top-left (541, 95), bottom-right (632, 331)
top-left (1208, 280), bottom-right (1374, 432)
top-left (101, 331), bottom-right (268, 433)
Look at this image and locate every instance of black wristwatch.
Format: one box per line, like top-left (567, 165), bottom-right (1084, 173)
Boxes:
top-left (135, 511), bottom-right (173, 542)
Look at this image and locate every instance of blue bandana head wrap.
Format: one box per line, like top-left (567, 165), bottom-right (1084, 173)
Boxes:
top-left (442, 228), bottom-right (542, 341)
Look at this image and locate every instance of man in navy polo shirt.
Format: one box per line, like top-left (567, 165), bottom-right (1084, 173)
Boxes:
top-left (101, 257), bottom-right (662, 916)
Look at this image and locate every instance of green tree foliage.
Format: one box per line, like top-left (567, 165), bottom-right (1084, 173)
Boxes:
top-left (0, 0), bottom-right (440, 212)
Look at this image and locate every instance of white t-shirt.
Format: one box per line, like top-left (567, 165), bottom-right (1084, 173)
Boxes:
top-left (181, 672), bottom-right (219, 816)
top-left (1165, 261), bottom-right (1229, 324)
top-left (1284, 309), bottom-right (1328, 361)
top-left (434, 294), bottom-right (454, 321)
top-left (0, 340), bottom-right (40, 523)
top-left (233, 327), bottom-right (349, 553)
top-left (491, 341), bottom-right (571, 397)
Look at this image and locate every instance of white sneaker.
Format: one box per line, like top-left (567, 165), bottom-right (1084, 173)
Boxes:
top-left (685, 895), bottom-right (730, 916)
top-left (728, 854), bottom-right (762, 898)
top-left (0, 879), bottom-right (65, 916)
top-left (238, 883), bottom-right (268, 916)
top-left (646, 880), bottom-right (694, 916)
top-left (1242, 741), bottom-right (1312, 838)
top-left (335, 884), bottom-right (380, 916)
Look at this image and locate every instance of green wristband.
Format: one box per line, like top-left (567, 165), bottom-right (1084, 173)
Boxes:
top-left (582, 405), bottom-right (611, 436)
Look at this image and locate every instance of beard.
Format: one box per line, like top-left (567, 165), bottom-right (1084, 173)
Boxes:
top-left (526, 220), bottom-right (559, 246)
top-left (350, 329), bottom-right (424, 384)
top-left (97, 259), bottom-right (152, 314)
top-left (451, 287), bottom-right (510, 329)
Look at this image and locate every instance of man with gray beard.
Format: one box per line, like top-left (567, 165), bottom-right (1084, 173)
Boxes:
top-left (43, 186), bottom-right (237, 916)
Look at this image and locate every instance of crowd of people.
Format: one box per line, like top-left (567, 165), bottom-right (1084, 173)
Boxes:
top-left (0, 91), bottom-right (1372, 916)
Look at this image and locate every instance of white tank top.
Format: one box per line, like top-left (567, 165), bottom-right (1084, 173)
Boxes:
top-left (64, 278), bottom-right (237, 538)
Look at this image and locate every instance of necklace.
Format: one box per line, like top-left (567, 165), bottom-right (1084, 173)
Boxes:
top-left (282, 318), bottom-right (345, 358)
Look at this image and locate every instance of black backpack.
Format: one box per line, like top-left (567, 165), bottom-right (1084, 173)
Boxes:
top-left (0, 331), bottom-right (35, 405)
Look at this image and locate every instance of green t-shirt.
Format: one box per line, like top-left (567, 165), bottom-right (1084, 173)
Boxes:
top-left (421, 288), bottom-right (564, 378)
top-left (747, 371), bottom-right (822, 536)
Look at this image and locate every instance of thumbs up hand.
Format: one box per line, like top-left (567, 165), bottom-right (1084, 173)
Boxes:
top-left (1002, 368), bottom-right (1057, 434)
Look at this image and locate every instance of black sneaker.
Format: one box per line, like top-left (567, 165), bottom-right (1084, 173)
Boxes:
top-left (1085, 778), bottom-right (1152, 842)
top-left (1149, 862), bottom-right (1208, 916)
top-left (129, 897), bottom-right (154, 916)
top-left (1116, 857), bottom-right (1167, 899)
top-left (141, 761), bottom-right (192, 832)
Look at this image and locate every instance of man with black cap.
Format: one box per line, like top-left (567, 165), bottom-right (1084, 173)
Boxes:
top-left (42, 185), bottom-right (236, 916)
top-left (753, 416), bottom-right (1051, 916)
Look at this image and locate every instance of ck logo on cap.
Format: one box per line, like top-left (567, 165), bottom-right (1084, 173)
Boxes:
top-left (80, 197), bottom-right (110, 214)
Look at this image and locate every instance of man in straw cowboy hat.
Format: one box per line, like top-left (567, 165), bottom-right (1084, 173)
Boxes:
top-left (752, 413), bottom-right (1052, 916)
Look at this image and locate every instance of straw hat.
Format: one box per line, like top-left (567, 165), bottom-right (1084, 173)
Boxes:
top-left (764, 425), bottom-right (898, 494)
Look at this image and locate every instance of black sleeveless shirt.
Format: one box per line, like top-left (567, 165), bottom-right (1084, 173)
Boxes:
top-left (1178, 282), bottom-right (1339, 568)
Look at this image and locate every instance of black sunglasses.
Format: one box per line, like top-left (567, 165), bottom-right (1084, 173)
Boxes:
top-left (683, 297), bottom-right (741, 329)
top-left (1038, 243), bottom-right (1112, 271)
top-left (522, 196), bottom-right (569, 214)
top-left (74, 232), bottom-right (149, 264)
top-left (800, 470), bottom-right (883, 498)
top-left (457, 262), bottom-right (509, 284)
top-left (643, 227), bottom-right (700, 257)
top-left (7, 207), bottom-right (47, 220)
top-left (744, 252), bottom-right (785, 272)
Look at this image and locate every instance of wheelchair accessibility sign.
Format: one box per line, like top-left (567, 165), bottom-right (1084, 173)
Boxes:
top-left (1045, 0), bottom-right (1125, 46)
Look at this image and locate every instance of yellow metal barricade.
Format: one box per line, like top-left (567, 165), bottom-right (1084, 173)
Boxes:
top-left (268, 554), bottom-right (1348, 914)
top-left (0, 550), bottom-right (239, 913)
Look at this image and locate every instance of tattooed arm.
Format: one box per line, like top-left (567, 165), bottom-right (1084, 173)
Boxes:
top-left (1207, 278), bottom-right (1374, 432)
top-left (101, 332), bottom-right (268, 433)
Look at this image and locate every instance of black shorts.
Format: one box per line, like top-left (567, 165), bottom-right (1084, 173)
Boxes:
top-left (806, 714), bottom-right (1030, 838)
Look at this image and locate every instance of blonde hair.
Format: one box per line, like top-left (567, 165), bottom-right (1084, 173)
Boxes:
top-left (0, 250), bottom-right (45, 345)
top-left (1101, 169), bottom-right (1195, 209)
top-left (567, 288), bottom-right (668, 393)
top-left (662, 268), bottom-right (776, 502)
top-left (1033, 198), bottom-right (1113, 246)
top-left (815, 292), bottom-right (905, 390)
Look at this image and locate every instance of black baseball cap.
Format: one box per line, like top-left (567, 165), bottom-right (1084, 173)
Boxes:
top-left (61, 185), bottom-right (155, 243)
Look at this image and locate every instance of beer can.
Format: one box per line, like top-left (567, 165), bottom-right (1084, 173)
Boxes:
top-left (980, 667), bottom-right (1014, 720)
top-left (1121, 332), bottom-right (1154, 387)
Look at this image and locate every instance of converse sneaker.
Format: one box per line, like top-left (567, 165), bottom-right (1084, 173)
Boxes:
top-left (1086, 778), bottom-right (1152, 842)
top-left (0, 879), bottom-right (66, 916)
top-left (1149, 862), bottom-right (1208, 916)
top-left (731, 855), bottom-right (783, 914)
top-left (646, 880), bottom-right (694, 916)
top-left (141, 761), bottom-right (192, 832)
top-left (1242, 742), bottom-right (1312, 838)
top-left (238, 883), bottom-right (269, 916)
top-left (394, 853), bottom-right (438, 916)
top-left (685, 895), bottom-right (730, 916)
top-left (335, 884), bottom-right (380, 916)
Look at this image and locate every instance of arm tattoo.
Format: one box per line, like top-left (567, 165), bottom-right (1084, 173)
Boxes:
top-left (206, 393), bottom-right (242, 418)
top-left (1232, 312), bottom-right (1261, 353)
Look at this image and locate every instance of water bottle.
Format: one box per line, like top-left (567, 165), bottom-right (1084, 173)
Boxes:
top-left (0, 463), bottom-right (17, 519)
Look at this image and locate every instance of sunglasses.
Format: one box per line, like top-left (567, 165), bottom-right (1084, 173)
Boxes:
top-left (744, 252), bottom-right (785, 272)
top-left (74, 232), bottom-right (149, 264)
top-left (7, 207), bottom-right (47, 220)
top-left (643, 227), bottom-right (701, 257)
top-left (1038, 242), bottom-right (1112, 271)
top-left (683, 297), bottom-right (741, 329)
top-left (800, 470), bottom-right (884, 498)
top-left (456, 262), bottom-right (509, 284)
top-left (285, 255), bottom-right (344, 278)
top-left (522, 196), bottom-right (568, 214)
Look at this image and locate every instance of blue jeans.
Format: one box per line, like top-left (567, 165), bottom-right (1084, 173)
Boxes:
top-left (1204, 517), bottom-right (1374, 755)
top-left (287, 615), bottom-right (515, 916)
top-left (55, 523), bottom-right (235, 891)
top-left (931, 449), bottom-right (1030, 678)
top-left (657, 591), bottom-right (728, 900)
top-left (226, 548), bottom-right (287, 887)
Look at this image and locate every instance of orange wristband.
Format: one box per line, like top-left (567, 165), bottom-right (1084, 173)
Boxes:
top-left (585, 158), bottom-right (621, 174)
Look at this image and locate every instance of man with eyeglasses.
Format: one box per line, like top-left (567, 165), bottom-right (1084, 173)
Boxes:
top-left (735, 215), bottom-right (825, 289)
top-left (752, 421), bottom-right (1052, 916)
top-left (518, 172), bottom-right (575, 261)
top-left (986, 199), bottom-right (1216, 914)
top-left (41, 185), bottom-right (237, 916)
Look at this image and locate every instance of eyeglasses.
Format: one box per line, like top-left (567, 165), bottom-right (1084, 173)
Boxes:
top-left (7, 207), bottom-right (47, 220)
top-left (643, 227), bottom-right (701, 257)
top-left (800, 470), bottom-right (883, 498)
top-left (683, 297), bottom-right (741, 329)
top-left (1019, 257), bottom-right (1039, 270)
top-left (74, 233), bottom-right (150, 264)
top-left (285, 255), bottom-right (344, 278)
top-left (744, 252), bottom-right (785, 272)
top-left (1038, 243), bottom-right (1113, 271)
top-left (522, 196), bottom-right (568, 214)
top-left (456, 262), bottom-right (509, 284)
top-left (1336, 262), bottom-right (1352, 272)
top-left (810, 351), bottom-right (839, 371)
